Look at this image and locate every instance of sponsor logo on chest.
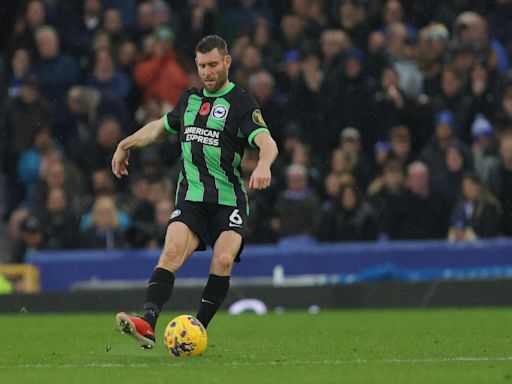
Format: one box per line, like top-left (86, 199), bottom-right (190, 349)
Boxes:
top-left (184, 126), bottom-right (220, 146)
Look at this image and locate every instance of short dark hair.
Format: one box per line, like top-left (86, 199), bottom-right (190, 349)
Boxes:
top-left (195, 35), bottom-right (228, 56)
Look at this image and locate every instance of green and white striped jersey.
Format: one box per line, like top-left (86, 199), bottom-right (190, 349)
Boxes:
top-left (163, 82), bottom-right (270, 213)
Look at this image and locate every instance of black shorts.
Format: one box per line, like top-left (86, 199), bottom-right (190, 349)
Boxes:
top-left (168, 201), bottom-right (246, 261)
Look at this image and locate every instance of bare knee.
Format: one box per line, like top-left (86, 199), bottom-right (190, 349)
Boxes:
top-left (211, 251), bottom-right (235, 275)
top-left (158, 243), bottom-right (186, 272)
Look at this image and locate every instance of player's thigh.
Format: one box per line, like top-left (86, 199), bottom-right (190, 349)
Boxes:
top-left (210, 230), bottom-right (243, 275)
top-left (158, 221), bottom-right (200, 270)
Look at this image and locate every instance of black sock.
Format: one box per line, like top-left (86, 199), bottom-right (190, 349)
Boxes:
top-left (143, 268), bottom-right (175, 329)
top-left (196, 274), bottom-right (230, 328)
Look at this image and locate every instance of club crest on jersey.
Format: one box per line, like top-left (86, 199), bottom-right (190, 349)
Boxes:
top-left (252, 109), bottom-right (267, 127)
top-left (199, 102), bottom-right (211, 116)
top-left (211, 105), bottom-right (228, 120)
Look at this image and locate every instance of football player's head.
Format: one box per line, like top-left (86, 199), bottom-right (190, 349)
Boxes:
top-left (195, 35), bottom-right (232, 93)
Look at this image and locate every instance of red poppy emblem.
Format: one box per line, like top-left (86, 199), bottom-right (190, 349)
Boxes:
top-left (199, 102), bottom-right (211, 116)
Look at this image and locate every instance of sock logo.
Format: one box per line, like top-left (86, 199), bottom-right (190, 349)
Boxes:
top-left (201, 298), bottom-right (214, 304)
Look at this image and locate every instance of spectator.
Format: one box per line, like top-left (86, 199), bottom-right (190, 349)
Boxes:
top-left (0, 73), bottom-right (52, 216)
top-left (31, 155), bottom-right (86, 216)
top-left (151, 0), bottom-right (180, 30)
top-left (86, 48), bottom-right (131, 99)
top-left (401, 161), bottom-right (448, 239)
top-left (277, 14), bottom-right (306, 54)
top-left (389, 125), bottom-right (415, 166)
top-left (271, 164), bottom-right (320, 238)
top-left (449, 172), bottom-right (501, 240)
top-left (33, 26), bottom-right (79, 125)
top-left (61, 0), bottom-right (102, 59)
top-left (494, 86), bottom-right (512, 133)
top-left (318, 29), bottom-right (350, 83)
top-left (420, 110), bottom-right (469, 180)
top-left (124, 174), bottom-right (174, 247)
top-left (338, 127), bottom-right (374, 189)
top-left (368, 159), bottom-right (407, 240)
top-left (147, 198), bottom-right (174, 248)
top-left (387, 24), bottom-right (424, 99)
top-left (80, 195), bottom-right (127, 249)
top-left (329, 147), bottom-right (357, 181)
top-left (290, 141), bottom-right (321, 191)
top-left (251, 18), bottom-right (282, 73)
top-left (234, 45), bottom-right (264, 90)
top-left (9, 0), bottom-right (47, 57)
top-left (488, 135), bottom-right (512, 236)
top-left (276, 51), bottom-right (318, 148)
top-left (432, 142), bottom-right (471, 209)
top-left (336, 0), bottom-right (370, 50)
top-left (452, 11), bottom-right (508, 74)
top-left (470, 114), bottom-right (499, 185)
top-left (16, 124), bottom-right (58, 202)
top-left (320, 172), bottom-right (343, 212)
top-left (10, 215), bottom-right (45, 263)
top-left (74, 117), bottom-right (124, 176)
top-left (7, 48), bottom-right (32, 97)
top-left (318, 183), bottom-right (378, 242)
top-left (37, 187), bottom-right (79, 250)
top-left (321, 48), bottom-right (370, 151)
top-left (373, 140), bottom-right (393, 172)
top-left (431, 66), bottom-right (474, 141)
top-left (244, 176), bottom-right (277, 244)
top-left (66, 85), bottom-right (129, 167)
top-left (381, 0), bottom-right (416, 36)
top-left (468, 59), bottom-right (500, 119)
top-left (369, 66), bottom-right (416, 147)
top-left (366, 31), bottom-right (390, 82)
top-left (178, 1), bottom-right (217, 59)
top-left (133, 26), bottom-right (190, 108)
top-left (417, 23), bottom-right (448, 98)
top-left (102, 8), bottom-right (128, 53)
top-left (129, 1), bottom-right (156, 47)
top-left (227, 0), bottom-right (273, 35)
top-left (487, 0), bottom-right (512, 51)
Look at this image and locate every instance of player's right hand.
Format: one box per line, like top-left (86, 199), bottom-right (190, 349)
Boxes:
top-left (111, 146), bottom-right (130, 179)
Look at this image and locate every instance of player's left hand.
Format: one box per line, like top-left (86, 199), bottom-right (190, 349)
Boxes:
top-left (249, 164), bottom-right (271, 190)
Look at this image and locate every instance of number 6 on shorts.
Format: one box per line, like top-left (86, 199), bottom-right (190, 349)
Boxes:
top-left (229, 209), bottom-right (243, 226)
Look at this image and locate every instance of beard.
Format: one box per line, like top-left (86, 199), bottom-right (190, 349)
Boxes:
top-left (203, 69), bottom-right (228, 93)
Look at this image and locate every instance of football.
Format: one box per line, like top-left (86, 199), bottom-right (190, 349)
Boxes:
top-left (163, 315), bottom-right (208, 357)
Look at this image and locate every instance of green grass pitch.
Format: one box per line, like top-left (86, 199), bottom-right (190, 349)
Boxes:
top-left (1, 308), bottom-right (511, 383)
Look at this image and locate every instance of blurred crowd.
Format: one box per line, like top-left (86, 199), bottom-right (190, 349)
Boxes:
top-left (2, 0), bottom-right (512, 262)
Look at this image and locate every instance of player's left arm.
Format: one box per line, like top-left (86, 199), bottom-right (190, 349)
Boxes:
top-left (249, 132), bottom-right (278, 190)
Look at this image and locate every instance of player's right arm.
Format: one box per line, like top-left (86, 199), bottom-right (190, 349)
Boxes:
top-left (112, 91), bottom-right (185, 178)
top-left (111, 118), bottom-right (170, 179)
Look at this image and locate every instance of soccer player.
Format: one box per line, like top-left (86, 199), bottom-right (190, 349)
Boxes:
top-left (112, 35), bottom-right (278, 348)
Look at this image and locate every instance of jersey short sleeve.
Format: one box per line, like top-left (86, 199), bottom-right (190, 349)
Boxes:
top-left (238, 93), bottom-right (271, 148)
top-left (163, 93), bottom-right (187, 135)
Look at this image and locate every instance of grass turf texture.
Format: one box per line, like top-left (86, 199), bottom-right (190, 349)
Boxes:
top-left (1, 308), bottom-right (511, 383)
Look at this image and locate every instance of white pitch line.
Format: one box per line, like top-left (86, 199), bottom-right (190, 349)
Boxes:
top-left (3, 356), bottom-right (512, 369)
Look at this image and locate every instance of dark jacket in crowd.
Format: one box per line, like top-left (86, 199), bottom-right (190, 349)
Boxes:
top-left (318, 201), bottom-right (378, 242)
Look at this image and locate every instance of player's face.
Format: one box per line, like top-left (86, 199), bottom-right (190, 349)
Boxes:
top-left (195, 48), bottom-right (232, 93)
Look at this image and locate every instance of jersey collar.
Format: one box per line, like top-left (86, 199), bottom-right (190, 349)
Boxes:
top-left (203, 82), bottom-right (235, 97)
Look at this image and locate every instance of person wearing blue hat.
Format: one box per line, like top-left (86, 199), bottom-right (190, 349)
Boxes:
top-left (420, 109), bottom-right (470, 180)
top-left (471, 114), bottom-right (499, 185)
top-left (374, 140), bottom-right (392, 169)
